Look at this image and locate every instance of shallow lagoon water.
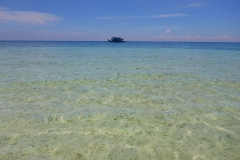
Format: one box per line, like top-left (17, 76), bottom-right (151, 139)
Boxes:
top-left (0, 41), bottom-right (240, 159)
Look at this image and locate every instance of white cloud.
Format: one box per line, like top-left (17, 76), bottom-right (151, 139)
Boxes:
top-left (165, 29), bottom-right (172, 33)
top-left (165, 26), bottom-right (180, 34)
top-left (97, 14), bottom-right (190, 20)
top-left (0, 7), bottom-right (62, 25)
top-left (132, 26), bottom-right (180, 32)
top-left (154, 14), bottom-right (189, 18)
top-left (187, 3), bottom-right (203, 8)
top-left (97, 16), bottom-right (126, 20)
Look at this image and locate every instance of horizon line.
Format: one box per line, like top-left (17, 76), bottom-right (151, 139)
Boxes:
top-left (0, 40), bottom-right (240, 43)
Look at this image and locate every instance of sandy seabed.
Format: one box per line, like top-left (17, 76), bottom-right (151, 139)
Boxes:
top-left (0, 73), bottom-right (240, 160)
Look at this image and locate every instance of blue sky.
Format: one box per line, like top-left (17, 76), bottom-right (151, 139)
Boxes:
top-left (0, 0), bottom-right (239, 41)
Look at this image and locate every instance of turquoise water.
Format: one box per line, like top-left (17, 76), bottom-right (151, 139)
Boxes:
top-left (0, 41), bottom-right (240, 159)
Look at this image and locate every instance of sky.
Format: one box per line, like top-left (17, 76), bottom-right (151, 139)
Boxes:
top-left (0, 0), bottom-right (240, 42)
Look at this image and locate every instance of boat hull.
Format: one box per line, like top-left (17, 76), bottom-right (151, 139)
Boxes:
top-left (108, 39), bottom-right (125, 42)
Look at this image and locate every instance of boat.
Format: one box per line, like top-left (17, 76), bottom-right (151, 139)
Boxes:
top-left (108, 37), bottom-right (125, 42)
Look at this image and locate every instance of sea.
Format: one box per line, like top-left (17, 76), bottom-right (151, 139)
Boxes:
top-left (0, 41), bottom-right (240, 160)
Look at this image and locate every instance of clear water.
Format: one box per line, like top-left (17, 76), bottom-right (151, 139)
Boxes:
top-left (0, 41), bottom-right (240, 159)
